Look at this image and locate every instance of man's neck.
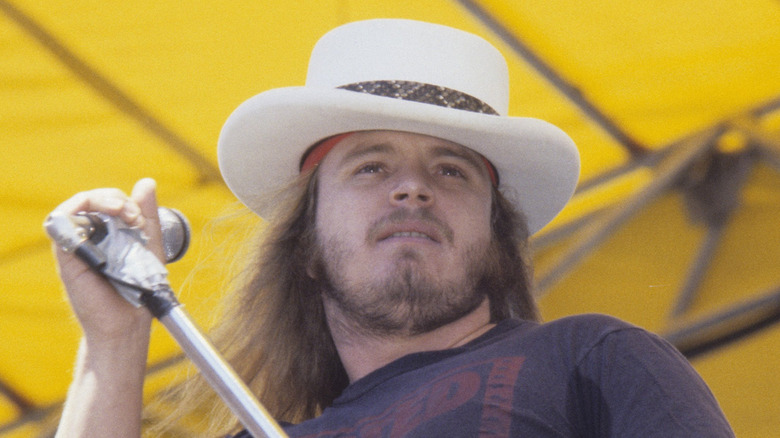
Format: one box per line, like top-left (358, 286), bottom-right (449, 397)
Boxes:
top-left (325, 299), bottom-right (495, 382)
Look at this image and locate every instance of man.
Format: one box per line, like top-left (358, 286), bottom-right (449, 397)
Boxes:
top-left (50, 19), bottom-right (734, 437)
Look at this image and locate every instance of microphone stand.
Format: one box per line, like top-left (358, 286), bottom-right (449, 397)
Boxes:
top-left (44, 210), bottom-right (287, 438)
top-left (143, 286), bottom-right (286, 438)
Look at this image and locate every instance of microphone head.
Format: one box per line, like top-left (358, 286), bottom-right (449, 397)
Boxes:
top-left (158, 207), bottom-right (191, 263)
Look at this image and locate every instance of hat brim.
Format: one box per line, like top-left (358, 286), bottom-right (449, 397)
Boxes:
top-left (218, 87), bottom-right (580, 234)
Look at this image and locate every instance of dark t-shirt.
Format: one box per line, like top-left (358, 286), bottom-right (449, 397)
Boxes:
top-left (234, 314), bottom-right (734, 437)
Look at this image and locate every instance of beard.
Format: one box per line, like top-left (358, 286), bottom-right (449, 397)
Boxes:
top-left (311, 233), bottom-right (501, 338)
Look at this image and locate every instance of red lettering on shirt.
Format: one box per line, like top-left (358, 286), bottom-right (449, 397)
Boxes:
top-left (295, 357), bottom-right (525, 437)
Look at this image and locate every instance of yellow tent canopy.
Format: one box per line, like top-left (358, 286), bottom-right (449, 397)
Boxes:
top-left (1, 0), bottom-right (778, 436)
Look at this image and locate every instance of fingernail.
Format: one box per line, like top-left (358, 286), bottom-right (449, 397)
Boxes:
top-left (124, 202), bottom-right (140, 219)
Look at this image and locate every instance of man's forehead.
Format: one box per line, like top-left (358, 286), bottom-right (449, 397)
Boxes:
top-left (332, 131), bottom-right (487, 169)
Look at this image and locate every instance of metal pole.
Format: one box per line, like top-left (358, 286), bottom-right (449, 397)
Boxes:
top-left (159, 304), bottom-right (288, 438)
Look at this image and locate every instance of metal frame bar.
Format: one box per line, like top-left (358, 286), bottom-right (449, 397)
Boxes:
top-left (0, 0), bottom-right (222, 184)
top-left (669, 148), bottom-right (756, 317)
top-left (664, 285), bottom-right (780, 359)
top-left (534, 127), bottom-right (722, 294)
top-left (532, 149), bottom-right (669, 250)
top-left (0, 355), bottom-right (185, 435)
top-left (670, 223), bottom-right (727, 317)
top-left (454, 0), bottom-right (648, 155)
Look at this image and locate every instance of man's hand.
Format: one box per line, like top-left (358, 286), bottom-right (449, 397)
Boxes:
top-left (49, 178), bottom-right (164, 342)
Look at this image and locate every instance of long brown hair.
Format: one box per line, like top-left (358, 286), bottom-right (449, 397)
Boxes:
top-left (150, 168), bottom-right (538, 436)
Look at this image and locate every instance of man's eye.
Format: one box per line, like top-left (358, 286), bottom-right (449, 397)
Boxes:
top-left (440, 165), bottom-right (465, 178)
top-left (357, 163), bottom-right (384, 174)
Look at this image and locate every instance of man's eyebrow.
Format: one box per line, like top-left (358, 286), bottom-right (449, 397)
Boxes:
top-left (430, 145), bottom-right (487, 175)
top-left (338, 143), bottom-right (394, 167)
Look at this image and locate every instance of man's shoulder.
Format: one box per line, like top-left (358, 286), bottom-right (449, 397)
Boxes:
top-left (489, 313), bottom-right (665, 363)
top-left (542, 312), bottom-right (637, 329)
top-left (499, 313), bottom-right (643, 343)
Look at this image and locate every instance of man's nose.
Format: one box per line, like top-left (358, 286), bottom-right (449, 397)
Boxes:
top-left (389, 171), bottom-right (434, 207)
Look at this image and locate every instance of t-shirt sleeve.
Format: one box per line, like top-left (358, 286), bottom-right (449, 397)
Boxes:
top-left (572, 323), bottom-right (735, 437)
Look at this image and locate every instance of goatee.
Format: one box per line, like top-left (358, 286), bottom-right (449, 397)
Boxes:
top-left (312, 235), bottom-right (500, 338)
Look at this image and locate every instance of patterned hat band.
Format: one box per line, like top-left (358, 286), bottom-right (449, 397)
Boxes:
top-left (300, 80), bottom-right (503, 185)
top-left (337, 80), bottom-right (500, 116)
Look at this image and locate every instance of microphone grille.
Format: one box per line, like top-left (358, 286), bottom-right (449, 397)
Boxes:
top-left (157, 207), bottom-right (191, 263)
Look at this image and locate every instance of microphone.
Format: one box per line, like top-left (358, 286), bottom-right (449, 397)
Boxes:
top-left (45, 207), bottom-right (191, 265)
top-left (73, 207), bottom-right (191, 264)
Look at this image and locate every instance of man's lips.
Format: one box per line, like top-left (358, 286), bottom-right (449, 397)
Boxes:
top-left (377, 223), bottom-right (442, 243)
top-left (386, 231), bottom-right (434, 240)
top-left (368, 210), bottom-right (454, 244)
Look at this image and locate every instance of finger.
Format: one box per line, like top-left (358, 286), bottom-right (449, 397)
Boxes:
top-left (130, 178), bottom-right (164, 260)
top-left (48, 188), bottom-right (136, 260)
top-left (130, 178), bottom-right (158, 220)
top-left (55, 188), bottom-right (131, 217)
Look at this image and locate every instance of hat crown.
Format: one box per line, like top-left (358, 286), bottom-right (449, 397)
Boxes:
top-left (306, 19), bottom-right (510, 115)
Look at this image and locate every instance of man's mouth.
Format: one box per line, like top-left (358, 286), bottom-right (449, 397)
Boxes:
top-left (375, 222), bottom-right (445, 244)
top-left (368, 210), bottom-right (454, 245)
top-left (386, 231), bottom-right (435, 241)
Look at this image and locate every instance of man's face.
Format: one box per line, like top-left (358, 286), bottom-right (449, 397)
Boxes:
top-left (312, 130), bottom-right (495, 336)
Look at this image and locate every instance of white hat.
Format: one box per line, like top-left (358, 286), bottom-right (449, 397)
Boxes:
top-left (218, 19), bottom-right (580, 234)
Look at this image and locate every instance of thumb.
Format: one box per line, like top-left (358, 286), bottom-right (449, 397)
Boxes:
top-left (131, 178), bottom-right (159, 217)
top-left (131, 178), bottom-right (164, 261)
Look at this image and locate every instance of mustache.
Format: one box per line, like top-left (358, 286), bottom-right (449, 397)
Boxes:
top-left (366, 209), bottom-right (454, 244)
